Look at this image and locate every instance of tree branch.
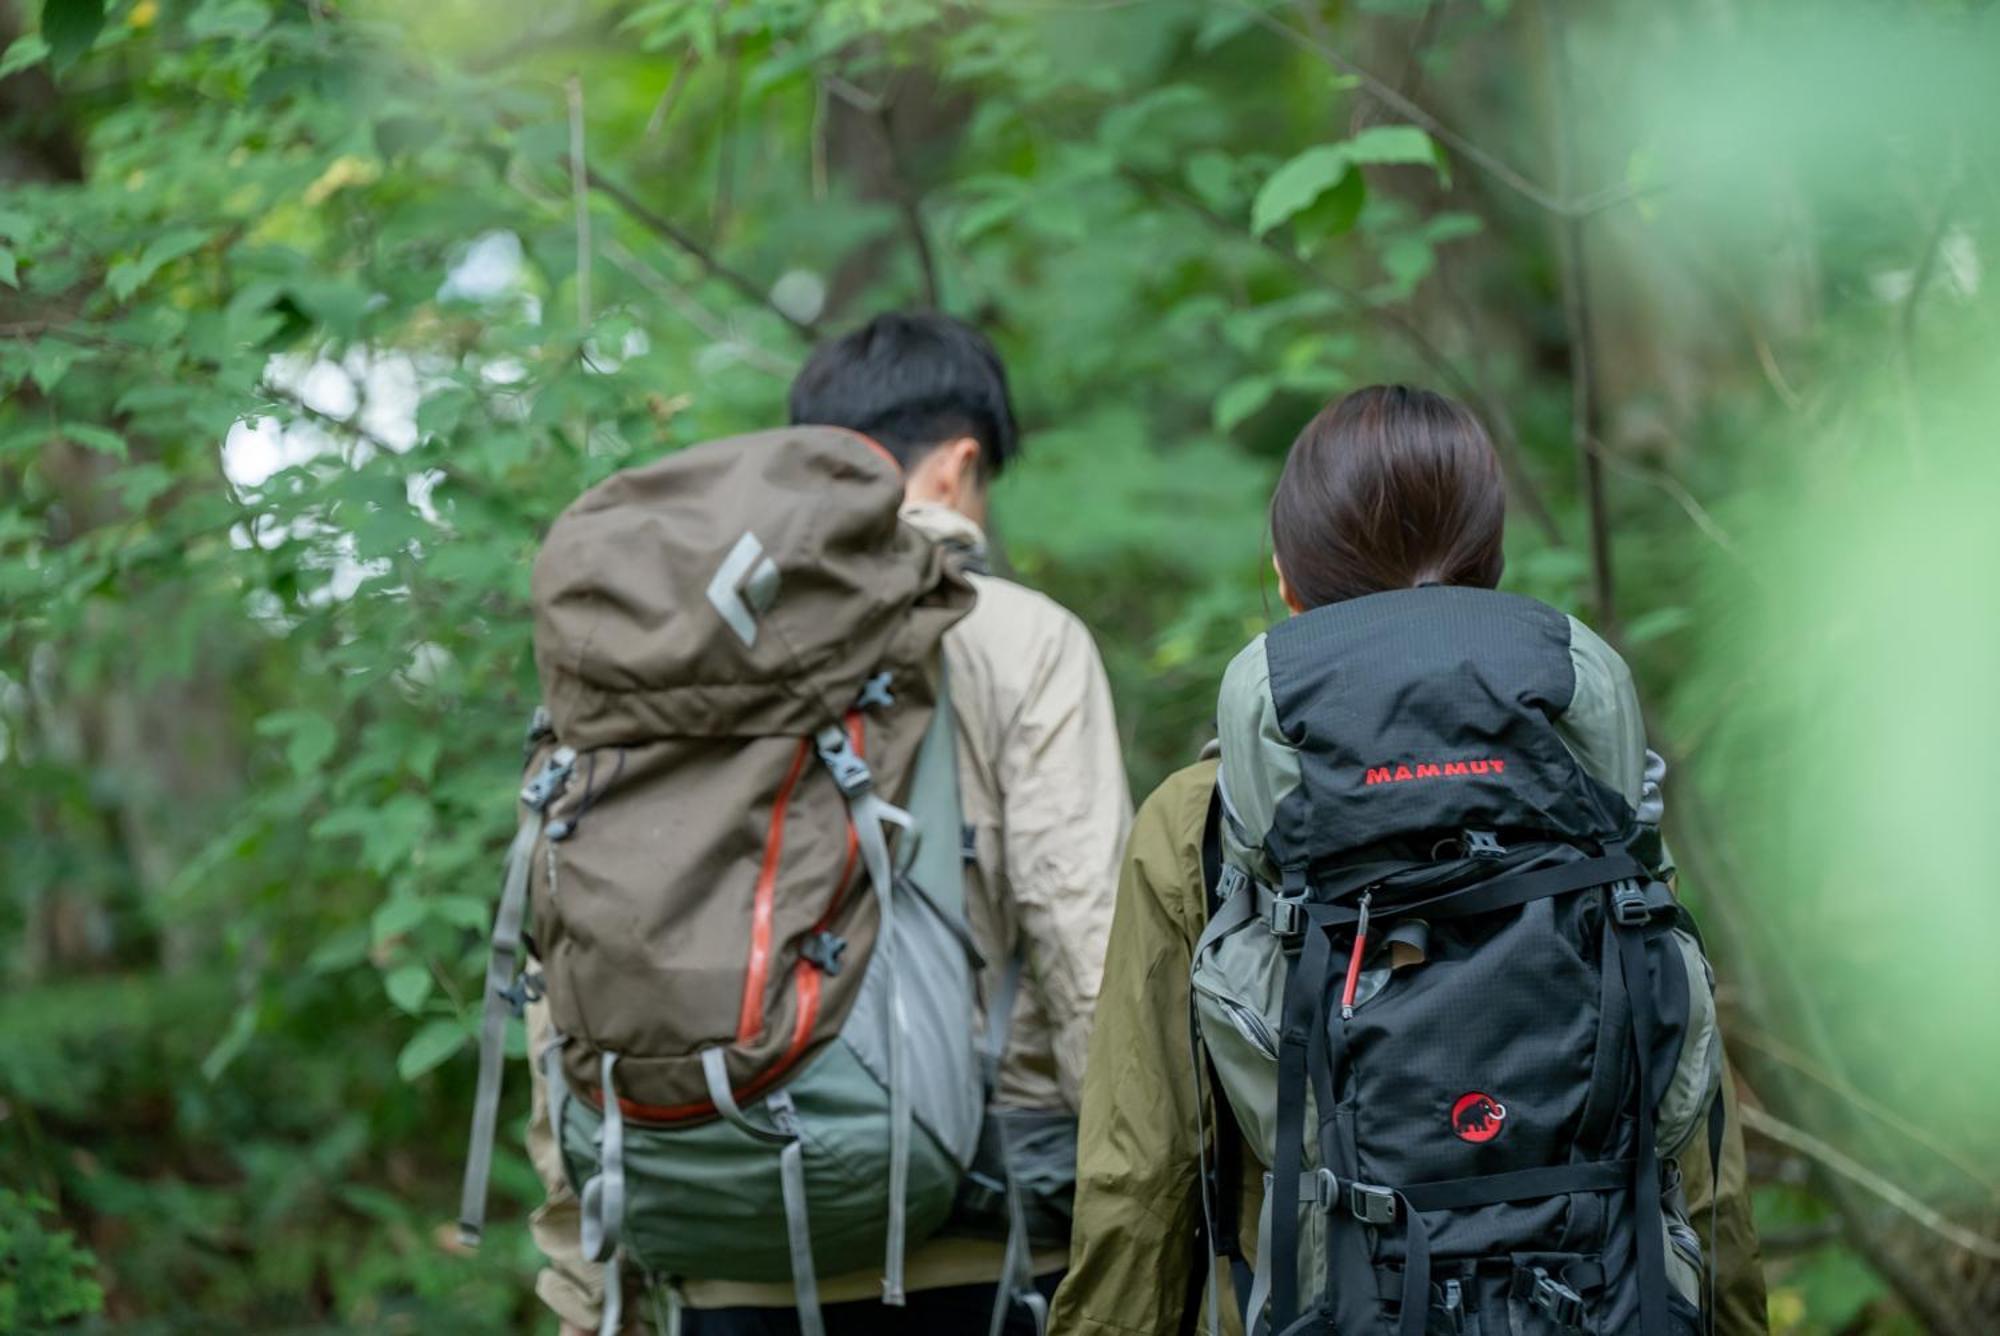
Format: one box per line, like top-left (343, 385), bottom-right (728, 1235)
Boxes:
top-left (1236, 0), bottom-right (1568, 215)
top-left (1541, 0), bottom-right (1616, 625)
top-left (871, 101), bottom-right (942, 309)
top-left (578, 166), bottom-right (818, 339)
top-left (1740, 1103), bottom-right (2000, 1264)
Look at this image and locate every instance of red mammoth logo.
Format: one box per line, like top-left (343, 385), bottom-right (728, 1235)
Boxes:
top-left (1451, 1092), bottom-right (1506, 1144)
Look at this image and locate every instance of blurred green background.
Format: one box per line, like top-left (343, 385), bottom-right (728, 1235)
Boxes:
top-left (2, 0), bottom-right (1996, 1330)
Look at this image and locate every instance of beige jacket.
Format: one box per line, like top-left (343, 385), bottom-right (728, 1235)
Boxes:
top-left (525, 502), bottom-right (1131, 1325)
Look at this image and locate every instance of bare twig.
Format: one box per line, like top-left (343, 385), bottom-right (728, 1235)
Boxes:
top-left (510, 168), bottom-right (795, 377)
top-left (1739, 1103), bottom-right (2000, 1263)
top-left (1125, 169), bottom-right (1566, 547)
top-left (872, 102), bottom-right (942, 308)
top-left (643, 49), bottom-right (695, 140)
top-left (1594, 444), bottom-right (1743, 566)
top-left (1732, 1024), bottom-right (2000, 1197)
top-left (1541, 0), bottom-right (1616, 625)
top-left (566, 75), bottom-right (593, 333)
top-left (579, 166), bottom-right (817, 338)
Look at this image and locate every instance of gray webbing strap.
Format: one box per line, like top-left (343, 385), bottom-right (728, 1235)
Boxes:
top-left (577, 1051), bottom-right (625, 1336)
top-left (769, 1090), bottom-right (826, 1336)
top-left (699, 1046), bottom-right (790, 1145)
top-left (698, 1050), bottom-right (823, 1335)
top-left (1245, 1183), bottom-right (1275, 1336)
top-left (541, 1030), bottom-right (573, 1185)
top-left (457, 806), bottom-right (545, 1247)
top-left (982, 951), bottom-right (1046, 1336)
top-left (580, 1051), bottom-right (625, 1263)
top-left (817, 720), bottom-right (916, 1307)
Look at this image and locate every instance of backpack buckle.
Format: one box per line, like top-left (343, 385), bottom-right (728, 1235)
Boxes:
top-left (496, 970), bottom-right (545, 1018)
top-left (800, 930), bottom-right (847, 977)
top-left (1610, 878), bottom-right (1667, 927)
top-left (814, 727), bottom-right (875, 797)
top-left (1522, 1267), bottom-right (1586, 1330)
top-left (1268, 897), bottom-right (1306, 939)
top-left (1464, 829), bottom-right (1505, 858)
top-left (1301, 1167), bottom-right (1340, 1211)
top-left (1347, 1183), bottom-right (1399, 1225)
top-left (1216, 865), bottom-right (1248, 904)
top-left (522, 748), bottom-right (576, 811)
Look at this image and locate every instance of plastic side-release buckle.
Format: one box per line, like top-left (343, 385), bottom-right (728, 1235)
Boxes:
top-left (1216, 864), bottom-right (1249, 904)
top-left (1464, 829), bottom-right (1506, 858)
top-left (522, 747), bottom-right (576, 811)
top-left (1610, 878), bottom-right (1669, 927)
top-left (1347, 1182), bottom-right (1399, 1225)
top-left (1522, 1266), bottom-right (1587, 1330)
top-left (814, 726), bottom-right (874, 797)
top-left (1268, 896), bottom-right (1306, 940)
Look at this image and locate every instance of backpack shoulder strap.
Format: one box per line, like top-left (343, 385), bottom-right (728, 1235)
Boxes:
top-left (901, 661), bottom-right (967, 925)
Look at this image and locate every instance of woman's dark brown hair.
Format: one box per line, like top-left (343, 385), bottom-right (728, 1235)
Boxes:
top-left (1270, 384), bottom-right (1506, 610)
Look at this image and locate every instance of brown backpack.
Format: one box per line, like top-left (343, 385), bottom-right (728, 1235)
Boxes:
top-left (459, 430), bottom-right (1038, 1335)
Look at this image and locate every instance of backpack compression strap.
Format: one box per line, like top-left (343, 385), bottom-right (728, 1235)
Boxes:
top-left (458, 745), bottom-right (574, 1248)
top-left (814, 701), bottom-right (917, 1305)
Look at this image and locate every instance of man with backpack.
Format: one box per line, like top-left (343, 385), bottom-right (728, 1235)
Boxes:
top-left (495, 312), bottom-right (1131, 1335)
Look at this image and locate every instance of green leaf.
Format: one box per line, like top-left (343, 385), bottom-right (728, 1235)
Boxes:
top-left (1251, 145), bottom-right (1352, 237)
top-left (40, 0), bottom-right (106, 72)
top-left (1214, 376), bottom-right (1276, 432)
top-left (201, 1001), bottom-right (257, 1082)
top-left (371, 894), bottom-right (429, 944)
top-left (257, 709), bottom-right (337, 777)
top-left (0, 33), bottom-right (50, 80)
top-left (306, 923), bottom-right (371, 975)
top-left (61, 423), bottom-right (127, 458)
top-left (1624, 605), bottom-right (1694, 645)
top-left (106, 227), bottom-right (210, 301)
top-left (383, 963), bottom-right (433, 1015)
top-left (1343, 124), bottom-right (1441, 170)
top-left (397, 1018), bottom-right (469, 1081)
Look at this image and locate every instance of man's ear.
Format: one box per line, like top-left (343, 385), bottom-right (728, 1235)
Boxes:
top-left (934, 436), bottom-right (982, 504)
top-left (1274, 554), bottom-right (1305, 615)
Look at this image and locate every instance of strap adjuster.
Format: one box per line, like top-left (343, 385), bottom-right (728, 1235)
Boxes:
top-left (1523, 1266), bottom-right (1587, 1329)
top-left (814, 727), bottom-right (874, 797)
top-left (496, 970), bottom-right (545, 1018)
top-left (521, 747), bottom-right (576, 811)
top-left (1464, 829), bottom-right (1505, 858)
top-left (1301, 1167), bottom-right (1339, 1211)
top-left (800, 930), bottom-right (847, 977)
top-left (1216, 864), bottom-right (1248, 903)
top-left (1610, 878), bottom-right (1666, 927)
top-left (1347, 1182), bottom-right (1398, 1225)
top-left (1268, 897), bottom-right (1306, 939)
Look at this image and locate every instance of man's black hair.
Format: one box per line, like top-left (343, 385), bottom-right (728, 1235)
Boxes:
top-left (787, 311), bottom-right (1020, 477)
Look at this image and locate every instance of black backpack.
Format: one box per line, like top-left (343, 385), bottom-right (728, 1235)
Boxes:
top-left (1192, 587), bottom-right (1723, 1336)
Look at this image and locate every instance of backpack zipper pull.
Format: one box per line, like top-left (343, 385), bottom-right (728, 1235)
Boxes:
top-left (1340, 890), bottom-right (1372, 1020)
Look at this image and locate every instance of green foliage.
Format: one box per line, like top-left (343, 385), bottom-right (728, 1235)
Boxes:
top-left (0, 1190), bottom-right (103, 1330)
top-left (2, 0), bottom-right (1993, 1328)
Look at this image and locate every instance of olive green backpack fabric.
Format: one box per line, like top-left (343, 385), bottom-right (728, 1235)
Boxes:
top-left (456, 430), bottom-right (1040, 1336)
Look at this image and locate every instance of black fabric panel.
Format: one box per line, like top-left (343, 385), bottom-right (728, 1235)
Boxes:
top-left (1262, 586), bottom-right (1632, 871)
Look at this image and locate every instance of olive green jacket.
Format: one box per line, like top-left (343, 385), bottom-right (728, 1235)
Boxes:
top-left (1049, 760), bottom-right (1768, 1336)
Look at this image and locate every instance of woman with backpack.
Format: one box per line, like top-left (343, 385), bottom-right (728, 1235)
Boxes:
top-left (1048, 386), bottom-right (1767, 1336)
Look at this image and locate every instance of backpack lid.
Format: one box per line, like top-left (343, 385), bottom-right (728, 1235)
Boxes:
top-left (1216, 586), bottom-right (1634, 879)
top-left (531, 427), bottom-right (973, 749)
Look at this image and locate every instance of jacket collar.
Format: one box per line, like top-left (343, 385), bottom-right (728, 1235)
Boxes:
top-left (901, 502), bottom-right (989, 572)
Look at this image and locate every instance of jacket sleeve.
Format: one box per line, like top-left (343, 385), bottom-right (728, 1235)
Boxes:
top-left (994, 602), bottom-right (1133, 1110)
top-left (1049, 765), bottom-right (1214, 1336)
top-left (1680, 1061), bottom-right (1770, 1335)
